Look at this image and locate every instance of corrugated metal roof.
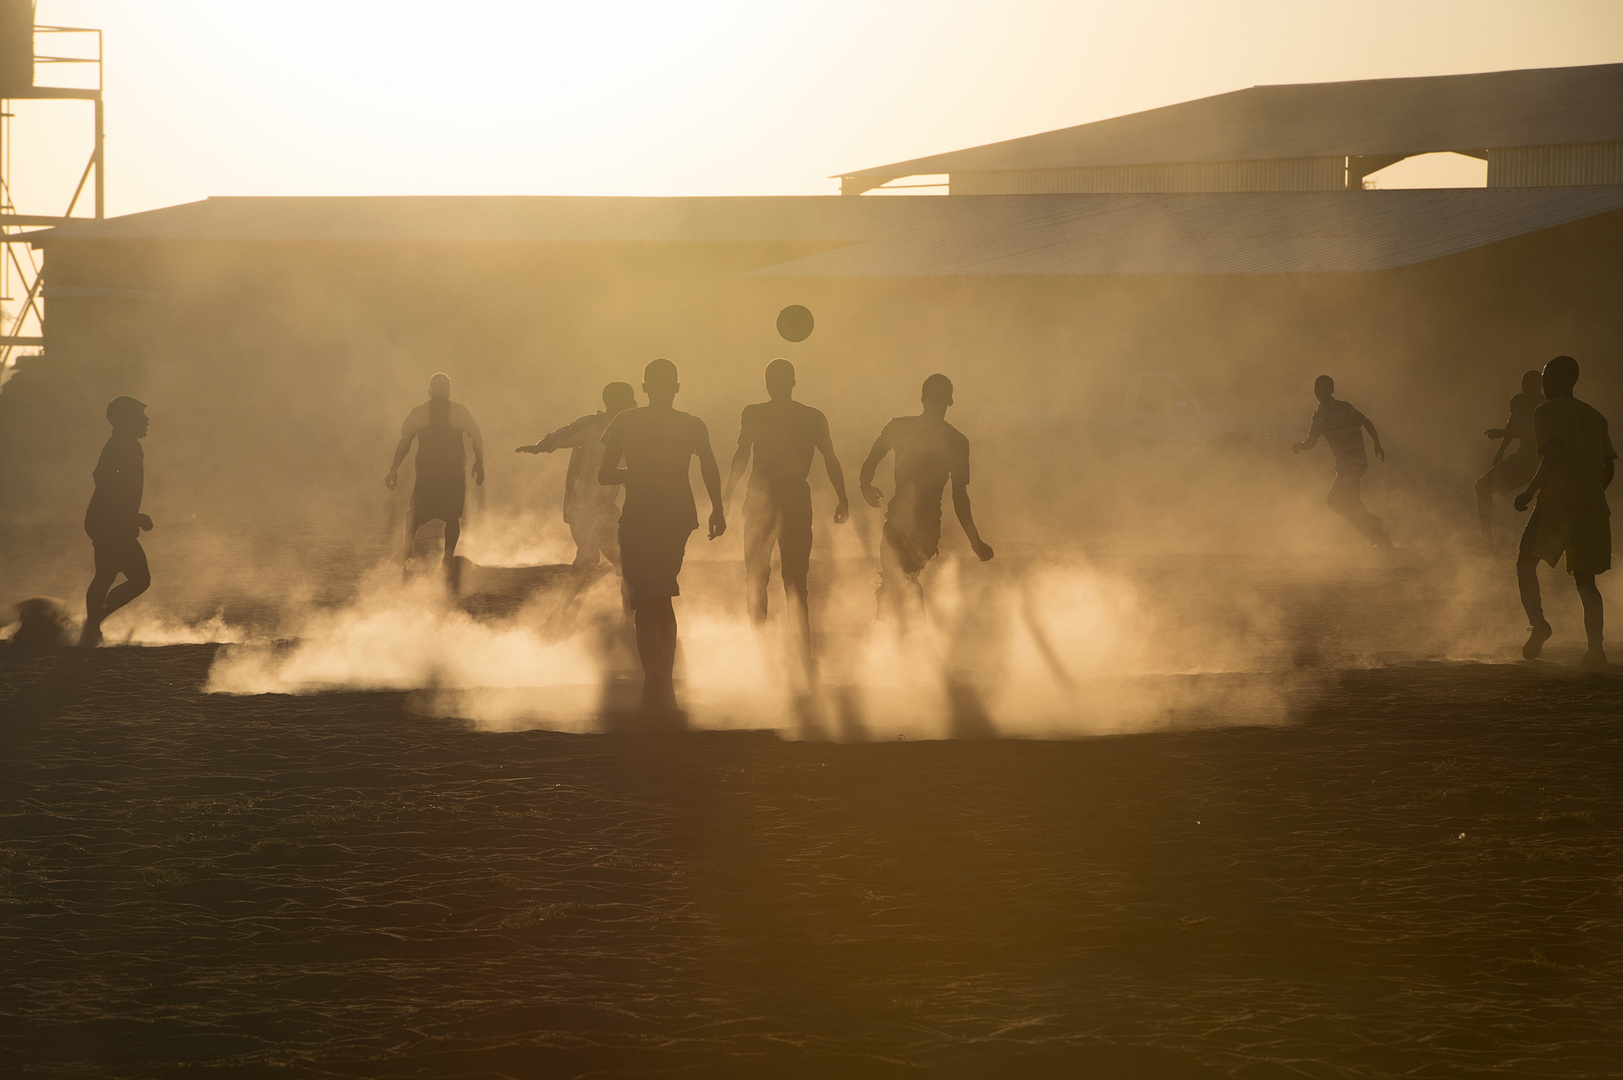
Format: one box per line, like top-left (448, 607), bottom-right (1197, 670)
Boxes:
top-left (27, 189), bottom-right (1623, 278)
top-left (746, 189), bottom-right (1623, 277)
top-left (840, 63), bottom-right (1623, 190)
top-left (29, 195), bottom-right (942, 245)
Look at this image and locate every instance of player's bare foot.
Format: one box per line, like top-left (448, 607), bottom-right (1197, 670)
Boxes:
top-left (76, 623), bottom-right (102, 648)
top-left (1522, 621), bottom-right (1553, 660)
top-left (1579, 648), bottom-right (1608, 673)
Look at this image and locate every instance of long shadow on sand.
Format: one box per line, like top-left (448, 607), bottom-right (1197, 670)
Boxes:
top-left (1, 645), bottom-right (1620, 1079)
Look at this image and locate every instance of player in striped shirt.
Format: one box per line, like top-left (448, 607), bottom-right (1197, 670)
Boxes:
top-left (1292, 375), bottom-right (1393, 549)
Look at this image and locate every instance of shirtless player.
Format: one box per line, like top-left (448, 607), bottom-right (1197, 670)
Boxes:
top-left (386, 373), bottom-right (485, 567)
top-left (724, 358), bottom-right (849, 676)
top-left (859, 373), bottom-right (993, 622)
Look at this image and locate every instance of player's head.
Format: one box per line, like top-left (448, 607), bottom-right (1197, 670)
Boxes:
top-left (921, 373), bottom-right (954, 411)
top-left (602, 381), bottom-right (636, 413)
top-left (1313, 375), bottom-right (1335, 402)
top-left (428, 373), bottom-right (452, 400)
top-left (1521, 369), bottom-right (1543, 399)
top-left (1542, 355), bottom-right (1579, 398)
top-left (765, 358), bottom-right (795, 400)
top-left (643, 358), bottom-right (679, 403)
top-left (106, 395), bottom-right (148, 436)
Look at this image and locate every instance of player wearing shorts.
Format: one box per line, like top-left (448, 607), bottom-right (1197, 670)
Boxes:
top-left (859, 373), bottom-right (993, 623)
top-left (386, 373), bottom-right (485, 569)
top-left (1513, 355), bottom-right (1615, 671)
top-left (79, 396), bottom-right (154, 646)
top-left (517, 381), bottom-right (636, 569)
top-left (1292, 375), bottom-right (1393, 549)
top-left (599, 358), bottom-right (725, 712)
top-left (723, 358), bottom-right (849, 678)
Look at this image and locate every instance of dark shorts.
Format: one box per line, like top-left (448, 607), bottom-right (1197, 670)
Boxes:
top-left (1521, 507), bottom-right (1612, 577)
top-left (744, 488), bottom-right (814, 590)
top-left (881, 518), bottom-right (940, 578)
top-left (413, 470), bottom-right (466, 523)
top-left (619, 519), bottom-right (694, 609)
top-left (90, 532), bottom-right (149, 583)
top-left (1479, 452), bottom-right (1537, 495)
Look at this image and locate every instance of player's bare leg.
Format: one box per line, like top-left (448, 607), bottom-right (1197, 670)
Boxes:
top-left (81, 546), bottom-right (150, 646)
top-left (80, 570), bottom-right (116, 646)
top-left (1576, 574), bottom-right (1605, 671)
top-left (442, 517), bottom-right (461, 564)
top-left (784, 582), bottom-right (814, 687)
top-left (635, 597), bottom-right (680, 712)
top-left (569, 516), bottom-right (600, 570)
top-left (100, 572), bottom-right (150, 622)
top-left (1517, 548), bottom-right (1552, 659)
top-left (1327, 471), bottom-right (1392, 549)
top-left (397, 510), bottom-right (429, 566)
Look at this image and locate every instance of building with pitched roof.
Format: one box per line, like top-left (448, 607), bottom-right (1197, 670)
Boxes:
top-left (1, 64), bottom-right (1619, 528)
top-left (837, 63), bottom-right (1623, 194)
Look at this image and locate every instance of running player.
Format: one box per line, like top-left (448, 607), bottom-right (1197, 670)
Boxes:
top-left (1513, 355), bottom-right (1615, 670)
top-left (598, 358), bottom-right (726, 712)
top-left (518, 381), bottom-right (636, 569)
top-left (79, 396), bottom-right (154, 646)
top-left (859, 373), bottom-right (993, 622)
top-left (1292, 375), bottom-right (1393, 549)
top-left (724, 358), bottom-right (849, 674)
top-left (386, 373), bottom-right (485, 567)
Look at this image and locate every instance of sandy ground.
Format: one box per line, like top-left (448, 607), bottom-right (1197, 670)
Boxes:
top-left (3, 501), bottom-right (1620, 1077)
top-left (1, 638), bottom-right (1620, 1078)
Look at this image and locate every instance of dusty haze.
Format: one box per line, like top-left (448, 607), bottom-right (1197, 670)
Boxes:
top-left (3, 226), bottom-right (1607, 739)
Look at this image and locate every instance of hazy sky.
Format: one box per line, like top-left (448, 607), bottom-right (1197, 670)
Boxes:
top-left (7, 0), bottom-right (1622, 216)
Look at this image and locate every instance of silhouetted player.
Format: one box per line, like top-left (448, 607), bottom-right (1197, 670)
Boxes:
top-left (517, 381), bottom-right (637, 569)
top-left (79, 396), bottom-right (154, 646)
top-left (386, 373), bottom-right (485, 567)
top-left (1513, 355), bottom-right (1615, 671)
top-left (724, 358), bottom-right (850, 671)
top-left (599, 358), bottom-right (725, 712)
top-left (1476, 370), bottom-right (1544, 543)
top-left (860, 374), bottom-right (993, 621)
top-left (1292, 375), bottom-right (1392, 549)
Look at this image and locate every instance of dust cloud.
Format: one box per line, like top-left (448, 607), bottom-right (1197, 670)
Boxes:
top-left (0, 421), bottom-right (1575, 741)
top-left (1, 212), bottom-right (1607, 739)
top-left (187, 454), bottom-right (1550, 742)
top-left (197, 539), bottom-right (1300, 742)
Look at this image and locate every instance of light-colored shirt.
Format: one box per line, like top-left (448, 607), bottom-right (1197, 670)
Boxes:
top-left (543, 411), bottom-right (618, 524)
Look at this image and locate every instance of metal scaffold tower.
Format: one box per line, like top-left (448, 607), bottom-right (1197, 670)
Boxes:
top-left (0, 0), bottom-right (103, 374)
